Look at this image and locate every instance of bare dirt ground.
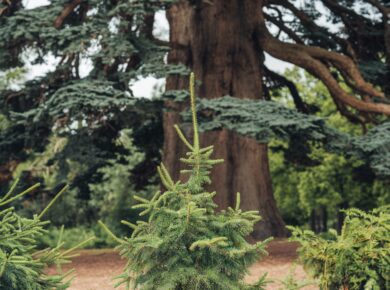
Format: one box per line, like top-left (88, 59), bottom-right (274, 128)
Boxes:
top-left (48, 240), bottom-right (318, 290)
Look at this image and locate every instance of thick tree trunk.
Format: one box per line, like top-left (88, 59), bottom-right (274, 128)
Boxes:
top-left (163, 0), bottom-right (287, 239)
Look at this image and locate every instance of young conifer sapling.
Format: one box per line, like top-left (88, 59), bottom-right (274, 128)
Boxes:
top-left (0, 180), bottom-right (93, 290)
top-left (100, 73), bottom-right (271, 290)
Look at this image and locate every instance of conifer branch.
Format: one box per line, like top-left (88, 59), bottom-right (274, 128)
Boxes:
top-left (61, 237), bottom-right (96, 257)
top-left (98, 220), bottom-right (125, 244)
top-left (121, 220), bottom-right (137, 230)
top-left (157, 164), bottom-right (175, 190)
top-left (174, 124), bottom-right (194, 150)
top-left (189, 237), bottom-right (228, 251)
top-left (1, 178), bottom-right (20, 202)
top-left (38, 185), bottom-right (68, 219)
top-left (0, 182), bottom-right (40, 206)
top-left (235, 192), bottom-right (241, 211)
top-left (190, 72), bottom-right (200, 150)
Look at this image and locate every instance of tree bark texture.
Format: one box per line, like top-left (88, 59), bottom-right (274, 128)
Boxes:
top-left (163, 0), bottom-right (287, 239)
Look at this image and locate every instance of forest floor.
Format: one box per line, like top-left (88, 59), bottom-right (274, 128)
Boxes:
top-left (48, 240), bottom-right (318, 290)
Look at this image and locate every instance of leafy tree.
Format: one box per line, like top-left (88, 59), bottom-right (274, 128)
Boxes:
top-left (268, 68), bottom-right (390, 231)
top-left (100, 74), bottom-right (270, 290)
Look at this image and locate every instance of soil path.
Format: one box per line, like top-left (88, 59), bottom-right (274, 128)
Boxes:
top-left (49, 240), bottom-right (318, 290)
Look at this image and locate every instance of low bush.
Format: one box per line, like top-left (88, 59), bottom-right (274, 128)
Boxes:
top-left (289, 206), bottom-right (390, 290)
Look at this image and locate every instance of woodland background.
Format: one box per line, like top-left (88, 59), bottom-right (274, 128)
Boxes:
top-left (0, 0), bottom-right (389, 249)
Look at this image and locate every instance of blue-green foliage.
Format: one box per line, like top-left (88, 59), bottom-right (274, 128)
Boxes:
top-left (349, 122), bottom-right (390, 176)
top-left (0, 0), bottom-right (170, 220)
top-left (10, 80), bottom-right (134, 125)
top-left (190, 96), bottom-right (390, 178)
top-left (195, 96), bottom-right (328, 142)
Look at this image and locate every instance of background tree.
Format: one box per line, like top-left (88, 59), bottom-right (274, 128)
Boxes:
top-left (269, 68), bottom-right (389, 233)
top-left (0, 0), bottom-right (389, 238)
top-left (163, 0), bottom-right (390, 238)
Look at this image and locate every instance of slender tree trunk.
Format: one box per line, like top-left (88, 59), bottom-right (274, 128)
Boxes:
top-left (320, 206), bottom-right (328, 233)
top-left (337, 201), bottom-right (349, 233)
top-left (163, 0), bottom-right (287, 239)
top-left (310, 209), bottom-right (317, 233)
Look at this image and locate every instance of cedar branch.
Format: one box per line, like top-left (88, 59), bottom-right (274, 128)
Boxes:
top-left (257, 17), bottom-right (390, 115)
top-left (54, 0), bottom-right (83, 29)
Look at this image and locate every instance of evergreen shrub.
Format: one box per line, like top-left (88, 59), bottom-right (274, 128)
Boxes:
top-left (289, 206), bottom-right (390, 290)
top-left (100, 73), bottom-right (271, 290)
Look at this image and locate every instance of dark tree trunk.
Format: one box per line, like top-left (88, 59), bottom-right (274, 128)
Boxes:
top-left (163, 0), bottom-right (287, 239)
top-left (337, 201), bottom-right (349, 233)
top-left (320, 206), bottom-right (328, 233)
top-left (310, 209), bottom-right (317, 233)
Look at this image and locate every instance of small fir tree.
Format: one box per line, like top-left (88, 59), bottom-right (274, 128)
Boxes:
top-left (0, 180), bottom-right (91, 290)
top-left (100, 73), bottom-right (271, 290)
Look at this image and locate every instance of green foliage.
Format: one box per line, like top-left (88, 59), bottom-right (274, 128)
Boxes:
top-left (5, 97), bottom-right (162, 230)
top-left (0, 181), bottom-right (90, 290)
top-left (289, 207), bottom-right (390, 290)
top-left (195, 96), bottom-right (328, 143)
top-left (0, 68), bottom-right (25, 90)
top-left (268, 69), bottom-right (390, 228)
top-left (349, 122), bottom-right (390, 177)
top-left (101, 74), bottom-right (270, 290)
top-left (37, 225), bottom-right (117, 249)
top-left (277, 265), bottom-right (316, 290)
top-left (0, 0), bottom-right (166, 222)
top-left (89, 129), bottom-right (156, 235)
top-left (192, 94), bottom-right (390, 178)
top-left (10, 80), bottom-right (135, 127)
top-left (0, 113), bottom-right (9, 132)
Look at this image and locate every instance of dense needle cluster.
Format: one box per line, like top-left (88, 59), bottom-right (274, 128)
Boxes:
top-left (101, 73), bottom-right (271, 290)
top-left (289, 207), bottom-right (390, 289)
top-left (0, 181), bottom-right (89, 290)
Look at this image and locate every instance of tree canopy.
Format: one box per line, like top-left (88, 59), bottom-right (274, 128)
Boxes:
top-left (0, 0), bottom-right (389, 232)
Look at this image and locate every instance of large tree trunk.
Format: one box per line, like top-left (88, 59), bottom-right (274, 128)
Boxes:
top-left (163, 0), bottom-right (287, 239)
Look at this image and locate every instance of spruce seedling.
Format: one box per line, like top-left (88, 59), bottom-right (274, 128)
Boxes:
top-left (102, 73), bottom-right (271, 290)
top-left (0, 180), bottom-right (94, 290)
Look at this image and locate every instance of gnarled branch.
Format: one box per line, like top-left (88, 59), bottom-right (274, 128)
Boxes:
top-left (268, 0), bottom-right (357, 61)
top-left (264, 66), bottom-right (310, 113)
top-left (257, 15), bottom-right (390, 115)
top-left (264, 12), bottom-right (304, 44)
top-left (54, 0), bottom-right (83, 29)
